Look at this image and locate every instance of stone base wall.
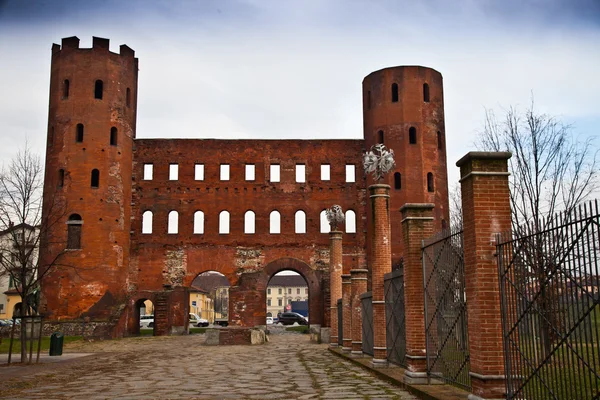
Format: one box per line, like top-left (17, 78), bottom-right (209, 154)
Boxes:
top-left (0, 320), bottom-right (117, 340)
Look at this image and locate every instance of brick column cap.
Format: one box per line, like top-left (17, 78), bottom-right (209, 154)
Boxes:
top-left (329, 230), bottom-right (343, 238)
top-left (399, 203), bottom-right (435, 212)
top-left (368, 183), bottom-right (391, 190)
top-left (341, 274), bottom-right (351, 283)
top-left (349, 269), bottom-right (368, 273)
top-left (456, 151), bottom-right (512, 167)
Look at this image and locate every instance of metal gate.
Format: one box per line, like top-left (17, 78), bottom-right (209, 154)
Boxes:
top-left (337, 299), bottom-right (343, 346)
top-left (361, 292), bottom-right (374, 356)
top-left (497, 201), bottom-right (600, 399)
top-left (422, 229), bottom-right (470, 391)
top-left (385, 268), bottom-right (406, 367)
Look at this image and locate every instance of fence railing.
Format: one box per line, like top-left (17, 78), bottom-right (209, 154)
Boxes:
top-left (422, 228), bottom-right (470, 391)
top-left (385, 268), bottom-right (406, 367)
top-left (337, 299), bottom-right (343, 346)
top-left (497, 200), bottom-right (600, 400)
top-left (361, 291), bottom-right (374, 356)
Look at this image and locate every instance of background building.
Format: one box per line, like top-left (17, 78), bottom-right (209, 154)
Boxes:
top-left (266, 275), bottom-right (309, 317)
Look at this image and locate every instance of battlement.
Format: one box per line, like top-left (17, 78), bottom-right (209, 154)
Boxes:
top-left (51, 36), bottom-right (135, 58)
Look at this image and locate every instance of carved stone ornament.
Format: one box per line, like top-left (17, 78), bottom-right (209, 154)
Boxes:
top-left (326, 204), bottom-right (345, 231)
top-left (363, 143), bottom-right (396, 181)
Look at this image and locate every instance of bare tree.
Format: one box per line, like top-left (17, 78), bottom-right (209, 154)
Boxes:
top-left (477, 100), bottom-right (598, 355)
top-left (0, 143), bottom-right (67, 362)
top-left (449, 183), bottom-right (463, 231)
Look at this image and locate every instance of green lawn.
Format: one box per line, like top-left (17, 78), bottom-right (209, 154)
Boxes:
top-left (0, 336), bottom-right (83, 354)
top-left (285, 325), bottom-right (309, 333)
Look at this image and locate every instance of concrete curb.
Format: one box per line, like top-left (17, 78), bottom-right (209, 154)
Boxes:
top-left (328, 347), bottom-right (470, 400)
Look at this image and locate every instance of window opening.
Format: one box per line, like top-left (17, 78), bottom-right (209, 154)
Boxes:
top-left (378, 130), bottom-right (384, 144)
top-left (394, 172), bottom-right (401, 190)
top-left (245, 164), bottom-right (255, 181)
top-left (437, 131), bottom-right (443, 149)
top-left (345, 164), bottom-right (356, 183)
top-left (126, 88), bottom-right (131, 107)
top-left (295, 210), bottom-right (306, 234)
top-left (195, 164), bottom-right (204, 180)
top-left (168, 211), bottom-right (179, 234)
top-left (66, 214), bottom-right (83, 249)
top-left (110, 127), bottom-right (117, 146)
top-left (270, 164), bottom-right (280, 182)
top-left (320, 210), bottom-right (330, 233)
top-left (220, 164), bottom-right (230, 181)
top-left (94, 80), bottom-right (103, 99)
top-left (245, 211), bottom-right (255, 234)
top-left (423, 83), bottom-right (430, 102)
top-left (296, 164), bottom-right (305, 183)
top-left (345, 210), bottom-right (356, 233)
top-left (194, 211), bottom-right (205, 234)
top-left (219, 211), bottom-right (230, 234)
top-left (91, 169), bottom-right (100, 188)
top-left (321, 164), bottom-right (330, 181)
top-left (58, 169), bottom-right (64, 188)
top-left (391, 83), bottom-right (399, 102)
top-left (63, 79), bottom-right (70, 98)
top-left (409, 127), bottom-right (417, 144)
top-left (427, 172), bottom-right (434, 192)
top-left (142, 211), bottom-right (153, 234)
top-left (169, 164), bottom-right (178, 180)
top-left (76, 124), bottom-right (84, 142)
top-left (143, 164), bottom-right (153, 180)
top-left (270, 210), bottom-right (281, 234)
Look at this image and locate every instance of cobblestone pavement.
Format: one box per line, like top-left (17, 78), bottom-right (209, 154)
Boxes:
top-left (0, 333), bottom-right (417, 400)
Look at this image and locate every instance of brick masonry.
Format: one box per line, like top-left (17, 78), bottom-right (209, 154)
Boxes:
top-left (341, 273), bottom-right (352, 351)
top-left (329, 231), bottom-right (343, 346)
top-left (457, 152), bottom-right (512, 399)
top-left (38, 37), bottom-right (450, 339)
top-left (350, 268), bottom-right (367, 354)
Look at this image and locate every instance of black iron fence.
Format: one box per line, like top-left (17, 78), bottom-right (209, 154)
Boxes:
top-left (497, 201), bottom-right (600, 400)
top-left (385, 268), bottom-right (406, 367)
top-left (361, 291), bottom-right (374, 356)
top-left (422, 228), bottom-right (470, 391)
top-left (337, 299), bottom-right (343, 346)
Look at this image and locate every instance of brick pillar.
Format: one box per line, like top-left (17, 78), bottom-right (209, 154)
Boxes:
top-left (350, 268), bottom-right (368, 356)
top-left (341, 274), bottom-right (352, 352)
top-left (369, 184), bottom-right (391, 366)
top-left (457, 151), bottom-right (512, 400)
top-left (400, 203), bottom-right (435, 384)
top-left (329, 230), bottom-right (343, 347)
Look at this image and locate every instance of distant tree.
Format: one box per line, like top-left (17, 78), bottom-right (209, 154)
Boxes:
top-left (0, 144), bottom-right (67, 362)
top-left (449, 183), bottom-right (462, 231)
top-left (477, 100), bottom-right (598, 356)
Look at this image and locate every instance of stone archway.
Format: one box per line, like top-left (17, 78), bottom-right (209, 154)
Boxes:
top-left (229, 257), bottom-right (324, 327)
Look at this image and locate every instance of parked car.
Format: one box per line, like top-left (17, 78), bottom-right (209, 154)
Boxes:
top-left (266, 316), bottom-right (273, 325)
top-left (140, 315), bottom-right (154, 328)
top-left (189, 313), bottom-right (209, 327)
top-left (278, 312), bottom-right (308, 326)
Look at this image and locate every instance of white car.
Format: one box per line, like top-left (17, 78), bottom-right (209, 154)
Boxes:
top-left (266, 316), bottom-right (273, 325)
top-left (189, 313), bottom-right (209, 327)
top-left (140, 315), bottom-right (154, 328)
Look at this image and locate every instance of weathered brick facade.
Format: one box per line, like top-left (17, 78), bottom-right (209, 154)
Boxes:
top-left (39, 36), bottom-right (450, 338)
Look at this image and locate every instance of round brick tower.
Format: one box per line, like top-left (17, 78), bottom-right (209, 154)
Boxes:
top-left (362, 66), bottom-right (449, 266)
top-left (40, 36), bottom-right (138, 321)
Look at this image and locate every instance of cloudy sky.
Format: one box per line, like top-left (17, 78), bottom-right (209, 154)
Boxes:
top-left (0, 0), bottom-right (599, 185)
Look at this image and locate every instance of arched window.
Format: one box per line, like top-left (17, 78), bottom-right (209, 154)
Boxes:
top-left (194, 211), bottom-right (204, 234)
top-left (76, 124), bottom-right (84, 142)
top-left (423, 83), bottom-right (430, 102)
top-left (94, 80), bottom-right (103, 99)
top-left (391, 83), bottom-right (399, 102)
top-left (378, 130), bottom-right (384, 144)
top-left (58, 169), bottom-right (64, 188)
top-left (427, 172), bottom-right (434, 192)
top-left (126, 88), bottom-right (131, 107)
top-left (244, 211), bottom-right (255, 234)
top-left (345, 210), bottom-right (356, 233)
top-left (91, 169), bottom-right (100, 188)
top-left (63, 79), bottom-right (70, 98)
top-left (437, 131), bottom-right (443, 149)
top-left (270, 210), bottom-right (281, 234)
top-left (320, 210), bottom-right (329, 233)
top-left (142, 211), bottom-right (153, 234)
top-left (66, 214), bottom-right (82, 249)
top-left (394, 172), bottom-right (401, 190)
top-left (168, 211), bottom-right (178, 234)
top-left (219, 211), bottom-right (230, 234)
top-left (409, 127), bottom-right (417, 144)
top-left (110, 127), bottom-right (117, 146)
top-left (295, 210), bottom-right (306, 234)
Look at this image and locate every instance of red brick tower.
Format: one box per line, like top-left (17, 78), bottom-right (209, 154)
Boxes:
top-left (362, 66), bottom-right (449, 266)
top-left (40, 37), bottom-right (138, 321)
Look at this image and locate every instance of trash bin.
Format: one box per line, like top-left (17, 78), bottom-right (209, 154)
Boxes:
top-left (49, 332), bottom-right (64, 356)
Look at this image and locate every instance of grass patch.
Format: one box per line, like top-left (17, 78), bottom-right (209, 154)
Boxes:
top-left (285, 325), bottom-right (309, 333)
top-left (189, 327), bottom-right (207, 334)
top-left (0, 336), bottom-right (83, 354)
